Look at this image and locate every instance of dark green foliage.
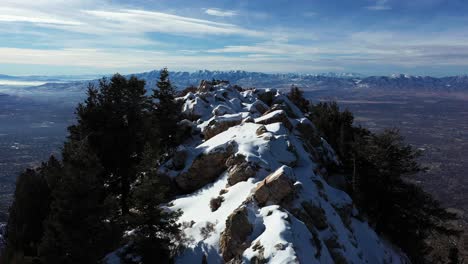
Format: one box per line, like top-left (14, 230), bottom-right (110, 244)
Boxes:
top-left (39, 140), bottom-right (121, 264)
top-left (448, 247), bottom-right (461, 264)
top-left (307, 98), bottom-right (459, 263)
top-left (152, 68), bottom-right (183, 156)
top-left (3, 157), bottom-right (57, 263)
top-left (4, 70), bottom-right (183, 264)
top-left (308, 101), bottom-right (356, 166)
top-left (354, 130), bottom-right (458, 263)
top-left (69, 74), bottom-right (149, 214)
top-left (121, 146), bottom-right (181, 264)
top-left (287, 86), bottom-right (310, 113)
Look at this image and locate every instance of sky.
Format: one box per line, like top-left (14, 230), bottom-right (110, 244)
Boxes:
top-left (1, 0), bottom-right (468, 76)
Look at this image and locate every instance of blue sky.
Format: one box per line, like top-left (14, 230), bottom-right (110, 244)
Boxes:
top-left (1, 0), bottom-right (468, 76)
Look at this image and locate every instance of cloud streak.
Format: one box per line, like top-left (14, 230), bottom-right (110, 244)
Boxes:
top-left (366, 0), bottom-right (392, 10)
top-left (204, 8), bottom-right (238, 17)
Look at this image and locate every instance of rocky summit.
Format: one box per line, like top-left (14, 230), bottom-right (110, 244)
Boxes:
top-left (156, 81), bottom-right (408, 263)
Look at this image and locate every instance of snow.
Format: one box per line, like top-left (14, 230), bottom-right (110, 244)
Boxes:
top-left (164, 83), bottom-right (408, 263)
top-left (172, 172), bottom-right (256, 241)
top-left (254, 110), bottom-right (284, 123)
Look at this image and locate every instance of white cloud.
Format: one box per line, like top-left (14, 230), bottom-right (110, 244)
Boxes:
top-left (366, 0), bottom-right (392, 10)
top-left (0, 7), bottom-right (82, 25)
top-left (204, 8), bottom-right (238, 17)
top-left (0, 2), bottom-right (262, 39)
top-left (82, 9), bottom-right (260, 36)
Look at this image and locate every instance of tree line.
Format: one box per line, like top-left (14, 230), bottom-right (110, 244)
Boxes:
top-left (288, 86), bottom-right (461, 263)
top-left (2, 69), bottom-right (183, 264)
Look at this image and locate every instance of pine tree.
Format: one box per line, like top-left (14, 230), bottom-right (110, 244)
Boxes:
top-left (287, 86), bottom-right (309, 113)
top-left (308, 101), bottom-right (356, 167)
top-left (152, 68), bottom-right (182, 156)
top-left (3, 156), bottom-right (61, 264)
top-left (354, 129), bottom-right (458, 263)
top-left (39, 140), bottom-right (121, 264)
top-left (69, 74), bottom-right (149, 215)
top-left (121, 146), bottom-right (181, 264)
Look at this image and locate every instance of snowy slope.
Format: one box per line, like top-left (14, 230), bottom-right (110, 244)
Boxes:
top-left (161, 82), bottom-right (408, 264)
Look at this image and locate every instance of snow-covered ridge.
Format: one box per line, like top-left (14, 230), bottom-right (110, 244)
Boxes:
top-left (160, 81), bottom-right (406, 263)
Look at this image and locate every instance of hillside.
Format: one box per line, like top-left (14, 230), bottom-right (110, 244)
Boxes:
top-left (116, 81), bottom-right (410, 263)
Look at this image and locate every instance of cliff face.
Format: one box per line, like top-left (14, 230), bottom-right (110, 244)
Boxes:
top-left (161, 82), bottom-right (407, 263)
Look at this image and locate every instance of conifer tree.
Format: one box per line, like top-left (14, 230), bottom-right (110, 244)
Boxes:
top-left (152, 68), bottom-right (181, 155)
top-left (121, 145), bottom-right (181, 263)
top-left (3, 164), bottom-right (52, 263)
top-left (287, 86), bottom-right (310, 113)
top-left (69, 74), bottom-right (149, 215)
top-left (39, 140), bottom-right (121, 264)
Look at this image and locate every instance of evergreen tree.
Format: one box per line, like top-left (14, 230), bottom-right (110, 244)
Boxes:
top-left (121, 146), bottom-right (181, 264)
top-left (287, 86), bottom-right (310, 113)
top-left (306, 100), bottom-right (459, 263)
top-left (39, 140), bottom-right (121, 264)
top-left (151, 68), bottom-right (182, 156)
top-left (69, 74), bottom-right (149, 215)
top-left (308, 101), bottom-right (356, 167)
top-left (3, 161), bottom-right (53, 263)
top-left (352, 129), bottom-right (458, 263)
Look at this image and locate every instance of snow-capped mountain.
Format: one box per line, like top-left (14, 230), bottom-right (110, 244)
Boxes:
top-left (3, 71), bottom-right (468, 104)
top-left (146, 81), bottom-right (408, 263)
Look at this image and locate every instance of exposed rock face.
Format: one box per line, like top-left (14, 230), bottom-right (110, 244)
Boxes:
top-left (254, 110), bottom-right (293, 130)
top-left (225, 153), bottom-right (258, 186)
top-left (251, 100), bottom-right (269, 115)
top-left (199, 80), bottom-right (213, 92)
top-left (296, 121), bottom-right (321, 148)
top-left (220, 207), bottom-right (253, 262)
top-left (203, 118), bottom-right (242, 140)
top-left (256, 89), bottom-right (277, 106)
top-left (227, 161), bottom-right (257, 186)
top-left (212, 105), bottom-right (235, 116)
top-left (300, 201), bottom-right (329, 230)
top-left (254, 166), bottom-right (295, 206)
top-left (255, 125), bottom-right (268, 136)
top-left (175, 146), bottom-right (233, 192)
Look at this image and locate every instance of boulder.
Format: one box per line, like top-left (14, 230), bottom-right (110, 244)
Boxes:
top-left (175, 146), bottom-right (233, 192)
top-left (250, 100), bottom-right (269, 115)
top-left (254, 110), bottom-right (293, 130)
top-left (227, 162), bottom-right (257, 186)
top-left (203, 118), bottom-right (242, 140)
top-left (199, 80), bottom-right (213, 92)
top-left (220, 207), bottom-right (253, 262)
top-left (212, 105), bottom-right (235, 116)
top-left (225, 154), bottom-right (247, 167)
top-left (255, 125), bottom-right (268, 136)
top-left (253, 166), bottom-right (294, 206)
top-left (256, 89), bottom-right (277, 106)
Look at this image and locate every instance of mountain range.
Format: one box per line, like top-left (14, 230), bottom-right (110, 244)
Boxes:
top-left (1, 70), bottom-right (467, 103)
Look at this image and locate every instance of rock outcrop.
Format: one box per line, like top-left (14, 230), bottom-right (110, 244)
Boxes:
top-left (227, 161), bottom-right (257, 186)
top-left (203, 115), bottom-right (243, 140)
top-left (254, 109), bottom-right (293, 130)
top-left (220, 207), bottom-right (253, 262)
top-left (166, 81), bottom-right (408, 264)
top-left (175, 145), bottom-right (233, 192)
top-left (253, 166), bottom-right (295, 206)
